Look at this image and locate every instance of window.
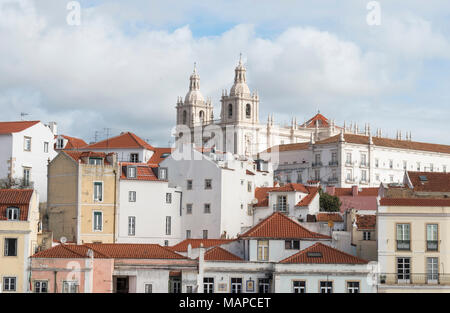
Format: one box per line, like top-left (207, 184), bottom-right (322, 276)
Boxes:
top-left (182, 110), bottom-right (187, 124)
top-left (127, 167), bottom-right (136, 178)
top-left (375, 174), bottom-right (380, 181)
top-left (228, 104), bottom-right (233, 118)
top-left (276, 195), bottom-right (287, 212)
top-left (426, 224), bottom-right (438, 251)
top-left (23, 167), bottom-right (31, 186)
top-left (331, 152), bottom-right (337, 164)
top-left (56, 138), bottom-right (64, 149)
top-left (363, 231), bottom-right (371, 241)
top-left (314, 169), bottom-right (320, 181)
top-left (258, 279), bottom-right (270, 293)
top-left (245, 104), bottom-right (251, 118)
top-left (390, 175), bottom-right (394, 182)
top-left (430, 163), bottom-right (434, 172)
top-left (204, 278), bottom-right (214, 293)
top-left (34, 281), bottom-right (48, 293)
top-left (187, 180), bottom-right (193, 190)
top-left (93, 182), bottom-right (103, 201)
top-left (231, 278), bottom-right (242, 293)
top-left (293, 281), bottom-right (305, 293)
top-left (89, 158), bottom-right (102, 165)
top-left (6, 207), bottom-right (19, 221)
top-left (205, 179), bottom-right (212, 189)
top-left (4, 238), bottom-right (17, 256)
top-left (417, 162), bottom-right (421, 171)
top-left (444, 165), bottom-right (447, 173)
top-left (204, 203), bottom-right (211, 214)
top-left (93, 212), bottom-right (103, 231)
top-left (144, 284), bottom-right (153, 293)
top-left (159, 168), bottom-right (168, 180)
top-left (361, 170), bottom-right (367, 182)
top-left (203, 230), bottom-right (208, 239)
top-left (165, 216), bottom-right (171, 235)
top-left (403, 160), bottom-right (407, 170)
top-left (346, 153), bottom-right (352, 165)
top-left (285, 240), bottom-right (300, 250)
top-left (320, 281), bottom-right (333, 293)
top-left (427, 257), bottom-right (439, 282)
top-left (397, 257), bottom-right (410, 281)
top-left (130, 153), bottom-right (139, 163)
top-left (62, 281), bottom-right (78, 293)
top-left (361, 154), bottom-right (367, 166)
top-left (396, 224), bottom-right (410, 250)
top-left (347, 282), bottom-right (360, 293)
top-left (247, 181), bottom-right (252, 192)
top-left (164, 240), bottom-right (169, 246)
top-left (257, 240), bottom-right (269, 261)
top-left (346, 169), bottom-right (353, 181)
top-left (315, 154), bottom-right (321, 164)
top-left (186, 230), bottom-right (191, 239)
top-left (128, 191), bottom-right (136, 202)
top-left (186, 204), bottom-right (192, 214)
top-left (166, 193), bottom-right (172, 204)
top-left (3, 277), bottom-right (16, 291)
top-left (375, 158), bottom-right (379, 168)
top-left (389, 160), bottom-right (393, 169)
top-left (24, 137), bottom-right (31, 151)
top-left (186, 286), bottom-right (193, 293)
top-left (44, 142), bottom-right (49, 153)
top-left (128, 216), bottom-right (136, 236)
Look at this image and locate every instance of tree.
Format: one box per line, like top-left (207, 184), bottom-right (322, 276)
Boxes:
top-left (319, 189), bottom-right (342, 212)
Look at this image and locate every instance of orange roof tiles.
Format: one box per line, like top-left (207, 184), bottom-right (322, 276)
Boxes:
top-left (0, 121), bottom-right (40, 134)
top-left (170, 239), bottom-right (234, 252)
top-left (56, 135), bottom-right (87, 150)
top-left (316, 213), bottom-right (343, 223)
top-left (280, 242), bottom-right (368, 264)
top-left (254, 187), bottom-right (273, 207)
top-left (239, 212), bottom-right (331, 239)
top-left (355, 215), bottom-right (376, 230)
top-left (379, 198), bottom-right (450, 207)
top-left (84, 132), bottom-right (154, 151)
top-left (147, 147), bottom-right (173, 167)
top-left (254, 184), bottom-right (317, 208)
top-left (0, 189), bottom-right (33, 221)
top-left (301, 113), bottom-right (330, 128)
top-left (264, 142), bottom-right (309, 153)
top-left (204, 247), bottom-right (243, 262)
top-left (407, 171), bottom-right (450, 193)
top-left (296, 186), bottom-right (319, 207)
top-left (333, 187), bottom-right (379, 197)
top-left (120, 163), bottom-right (159, 181)
top-left (64, 151), bottom-right (113, 164)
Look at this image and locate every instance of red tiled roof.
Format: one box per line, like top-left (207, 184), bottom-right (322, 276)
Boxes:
top-left (333, 187), bottom-right (379, 197)
top-left (0, 189), bottom-right (33, 221)
top-left (301, 113), bottom-right (330, 128)
top-left (0, 121), bottom-right (40, 134)
top-left (120, 163), bottom-right (159, 181)
top-left (63, 151), bottom-right (113, 164)
top-left (56, 135), bottom-right (87, 150)
top-left (170, 239), bottom-right (234, 252)
top-left (32, 243), bottom-right (186, 259)
top-left (316, 213), bottom-right (343, 223)
top-left (296, 186), bottom-right (319, 207)
top-left (204, 247), bottom-right (243, 262)
top-left (356, 215), bottom-right (376, 230)
top-left (147, 147), bottom-right (173, 167)
top-left (254, 187), bottom-right (273, 207)
top-left (379, 198), bottom-right (450, 207)
top-left (280, 242), bottom-right (368, 264)
top-left (407, 171), bottom-right (450, 193)
top-left (246, 170), bottom-right (255, 176)
top-left (272, 183), bottom-right (309, 193)
top-left (264, 142), bottom-right (309, 153)
top-left (239, 212), bottom-right (331, 239)
top-left (84, 132), bottom-right (154, 151)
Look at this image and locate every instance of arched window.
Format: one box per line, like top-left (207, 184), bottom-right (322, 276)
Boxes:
top-left (6, 207), bottom-right (19, 221)
top-left (246, 104), bottom-right (251, 118)
top-left (182, 110), bottom-right (187, 124)
top-left (199, 110), bottom-right (205, 124)
top-left (228, 104), bottom-right (233, 118)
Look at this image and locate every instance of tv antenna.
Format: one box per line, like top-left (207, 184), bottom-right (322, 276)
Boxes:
top-left (20, 112), bottom-right (29, 121)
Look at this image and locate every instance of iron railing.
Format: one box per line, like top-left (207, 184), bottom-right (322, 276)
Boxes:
top-left (378, 273), bottom-right (450, 286)
top-left (396, 240), bottom-right (411, 251)
top-left (273, 204), bottom-right (289, 214)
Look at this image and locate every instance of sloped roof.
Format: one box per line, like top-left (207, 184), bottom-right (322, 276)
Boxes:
top-left (56, 135), bottom-right (87, 150)
top-left (0, 121), bottom-right (40, 134)
top-left (279, 242), bottom-right (368, 264)
top-left (254, 187), bottom-right (273, 207)
top-left (355, 215), bottom-right (376, 230)
top-left (239, 212), bottom-right (331, 239)
top-left (301, 113), bottom-right (330, 128)
top-left (264, 142), bottom-right (309, 153)
top-left (170, 239), bottom-right (234, 252)
top-left (120, 163), bottom-right (159, 181)
top-left (63, 151), bottom-right (113, 164)
top-left (204, 247), bottom-right (243, 262)
top-left (333, 187), bottom-right (379, 197)
top-left (407, 171), bottom-right (450, 193)
top-left (84, 132), bottom-right (154, 151)
top-left (32, 243), bottom-right (186, 259)
top-left (316, 213), bottom-right (343, 223)
top-left (0, 189), bottom-right (34, 221)
top-left (147, 147), bottom-right (173, 167)
top-left (296, 186), bottom-right (319, 207)
top-left (379, 198), bottom-right (450, 207)
top-left (254, 184), bottom-right (317, 208)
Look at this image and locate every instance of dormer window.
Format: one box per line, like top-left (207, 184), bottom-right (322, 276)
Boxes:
top-left (6, 207), bottom-right (19, 221)
top-left (56, 138), bottom-right (65, 149)
top-left (89, 158), bottom-right (102, 165)
top-left (130, 153), bottom-right (139, 163)
top-left (127, 166), bottom-right (137, 178)
top-left (159, 168), bottom-right (168, 180)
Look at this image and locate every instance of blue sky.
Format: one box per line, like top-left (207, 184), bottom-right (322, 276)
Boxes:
top-left (0, 0), bottom-right (449, 146)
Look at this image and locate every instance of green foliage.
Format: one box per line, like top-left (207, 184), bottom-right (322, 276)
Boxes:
top-left (319, 189), bottom-right (341, 212)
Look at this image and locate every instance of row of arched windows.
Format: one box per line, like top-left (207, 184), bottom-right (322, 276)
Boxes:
top-left (228, 103), bottom-right (252, 119)
top-left (182, 110), bottom-right (205, 124)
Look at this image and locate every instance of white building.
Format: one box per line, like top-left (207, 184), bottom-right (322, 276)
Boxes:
top-left (262, 131), bottom-right (450, 188)
top-left (160, 145), bottom-right (273, 239)
top-left (0, 121), bottom-right (57, 202)
top-left (116, 162), bottom-right (183, 246)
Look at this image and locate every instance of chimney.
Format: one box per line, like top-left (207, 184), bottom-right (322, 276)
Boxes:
top-left (187, 243), bottom-right (192, 259)
top-left (48, 122), bottom-right (58, 135)
top-left (197, 243), bottom-right (205, 293)
top-left (352, 185), bottom-right (359, 196)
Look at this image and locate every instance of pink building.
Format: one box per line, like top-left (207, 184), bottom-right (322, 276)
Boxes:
top-left (326, 185), bottom-right (379, 213)
top-left (30, 243), bottom-right (197, 293)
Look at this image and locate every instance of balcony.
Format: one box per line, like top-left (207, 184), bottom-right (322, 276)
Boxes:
top-left (427, 240), bottom-right (438, 251)
top-left (397, 240), bottom-right (411, 251)
top-left (328, 177), bottom-right (339, 183)
top-left (273, 204), bottom-right (289, 214)
top-left (359, 162), bottom-right (370, 168)
top-left (312, 162), bottom-right (323, 168)
top-left (328, 161), bottom-right (338, 167)
top-left (345, 178), bottom-right (355, 184)
top-left (378, 273), bottom-right (450, 286)
top-left (345, 161), bottom-right (353, 167)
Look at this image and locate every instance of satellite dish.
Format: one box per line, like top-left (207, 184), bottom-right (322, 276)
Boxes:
top-left (60, 237), bottom-right (67, 244)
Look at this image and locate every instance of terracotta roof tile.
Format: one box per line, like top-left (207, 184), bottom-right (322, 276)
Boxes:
top-left (63, 151), bottom-right (113, 164)
top-left (0, 189), bottom-right (33, 221)
top-left (333, 187), bottom-right (379, 197)
top-left (379, 198), bottom-right (450, 207)
top-left (301, 113), bottom-right (330, 128)
top-left (170, 239), bottom-right (234, 252)
top-left (254, 187), bottom-right (273, 207)
top-left (280, 242), bottom-right (368, 264)
top-left (84, 132), bottom-right (154, 151)
top-left (147, 147), bottom-right (173, 167)
top-left (0, 121), bottom-right (40, 134)
top-left (56, 135), bottom-right (87, 150)
top-left (246, 170), bottom-right (255, 176)
top-left (239, 212), bottom-right (331, 239)
top-left (355, 215), bottom-right (376, 230)
top-left (120, 163), bottom-right (159, 181)
top-left (316, 213), bottom-right (343, 223)
top-left (407, 171), bottom-right (450, 193)
top-left (296, 186), bottom-right (319, 207)
top-left (204, 247), bottom-right (243, 262)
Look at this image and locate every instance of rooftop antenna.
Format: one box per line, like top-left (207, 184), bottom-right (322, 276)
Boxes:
top-left (20, 112), bottom-right (29, 121)
top-left (104, 128), bottom-right (111, 153)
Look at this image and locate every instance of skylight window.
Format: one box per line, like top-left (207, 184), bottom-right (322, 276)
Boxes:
top-left (307, 252), bottom-right (322, 257)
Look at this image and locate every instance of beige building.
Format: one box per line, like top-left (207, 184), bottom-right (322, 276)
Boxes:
top-left (347, 209), bottom-right (377, 261)
top-left (377, 197), bottom-right (450, 292)
top-left (46, 151), bottom-right (119, 244)
top-left (0, 189), bottom-right (40, 293)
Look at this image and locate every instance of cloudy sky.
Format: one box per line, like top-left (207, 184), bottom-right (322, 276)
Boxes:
top-left (0, 0), bottom-right (449, 146)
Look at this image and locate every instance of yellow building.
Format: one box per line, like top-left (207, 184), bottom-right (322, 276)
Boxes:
top-left (378, 198), bottom-right (450, 292)
top-left (46, 151), bottom-right (119, 244)
top-left (0, 189), bottom-right (40, 293)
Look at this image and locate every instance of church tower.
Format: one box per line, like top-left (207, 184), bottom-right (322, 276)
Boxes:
top-left (176, 64), bottom-right (213, 128)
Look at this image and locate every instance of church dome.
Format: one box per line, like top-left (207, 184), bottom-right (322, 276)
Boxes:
top-left (185, 89), bottom-right (205, 103)
top-left (230, 55), bottom-right (250, 96)
top-left (184, 63), bottom-right (205, 103)
top-left (230, 82), bottom-right (250, 96)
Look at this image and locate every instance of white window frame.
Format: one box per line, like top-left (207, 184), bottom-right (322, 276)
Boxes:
top-left (6, 207), bottom-right (20, 221)
top-left (62, 281), bottom-right (79, 293)
top-left (128, 216), bottom-right (136, 236)
top-left (205, 179), bottom-right (212, 189)
top-left (231, 278), bottom-right (242, 294)
top-left (257, 240), bottom-right (269, 261)
top-left (130, 153), bottom-right (139, 163)
top-left (202, 230), bottom-right (208, 239)
top-left (320, 281), bottom-right (333, 293)
top-left (56, 138), bottom-right (64, 149)
top-left (127, 167), bottom-right (136, 178)
top-left (34, 280), bottom-right (48, 293)
top-left (204, 277), bottom-right (214, 293)
top-left (93, 211), bottom-right (103, 232)
top-left (23, 167), bottom-right (31, 186)
top-left (44, 142), bottom-right (49, 153)
top-left (3, 277), bottom-right (16, 291)
top-left (347, 281), bottom-right (359, 293)
top-left (4, 238), bottom-right (17, 256)
top-left (186, 230), bottom-right (191, 239)
top-left (165, 216), bottom-right (171, 235)
top-left (128, 191), bottom-right (136, 202)
top-left (293, 281), bottom-right (305, 293)
top-left (166, 193), bottom-right (172, 204)
top-left (24, 136), bottom-right (31, 151)
top-left (93, 181), bottom-right (103, 202)
top-left (186, 204), bottom-right (192, 214)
